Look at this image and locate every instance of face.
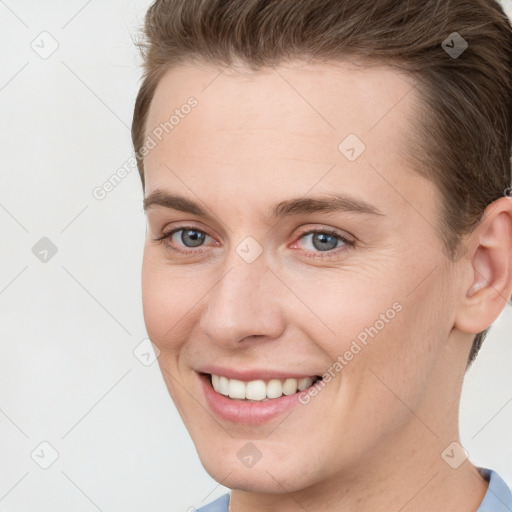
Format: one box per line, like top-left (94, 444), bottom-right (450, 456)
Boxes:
top-left (141, 60), bottom-right (464, 493)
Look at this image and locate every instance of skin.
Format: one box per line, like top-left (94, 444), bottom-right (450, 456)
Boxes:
top-left (140, 59), bottom-right (512, 512)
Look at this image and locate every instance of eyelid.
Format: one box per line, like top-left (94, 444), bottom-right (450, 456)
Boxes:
top-left (154, 224), bottom-right (216, 245)
top-left (154, 220), bottom-right (215, 240)
top-left (293, 224), bottom-right (355, 244)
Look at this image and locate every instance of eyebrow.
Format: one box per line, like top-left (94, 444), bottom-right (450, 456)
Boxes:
top-left (143, 189), bottom-right (384, 218)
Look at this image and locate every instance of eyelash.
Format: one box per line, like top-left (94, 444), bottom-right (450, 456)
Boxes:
top-left (153, 225), bottom-right (355, 260)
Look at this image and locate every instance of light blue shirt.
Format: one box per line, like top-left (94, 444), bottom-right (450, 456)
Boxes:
top-left (196, 469), bottom-right (512, 511)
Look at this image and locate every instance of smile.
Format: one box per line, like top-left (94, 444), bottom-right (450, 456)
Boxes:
top-left (197, 369), bottom-right (325, 424)
top-left (210, 373), bottom-right (322, 402)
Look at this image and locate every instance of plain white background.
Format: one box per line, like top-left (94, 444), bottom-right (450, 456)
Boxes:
top-left (1, 1), bottom-right (511, 511)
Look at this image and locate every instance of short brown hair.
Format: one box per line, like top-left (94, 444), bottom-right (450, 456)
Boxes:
top-left (131, 0), bottom-right (512, 367)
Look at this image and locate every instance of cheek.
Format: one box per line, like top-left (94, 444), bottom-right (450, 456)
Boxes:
top-left (141, 251), bottom-right (204, 351)
top-left (300, 267), bottom-right (406, 362)
top-left (338, 269), bottom-right (453, 419)
top-left (301, 260), bottom-right (444, 408)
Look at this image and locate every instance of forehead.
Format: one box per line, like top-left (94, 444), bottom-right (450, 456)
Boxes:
top-left (144, 59), bottom-right (419, 165)
top-left (145, 58), bottom-right (418, 141)
top-left (143, 59), bottom-right (436, 226)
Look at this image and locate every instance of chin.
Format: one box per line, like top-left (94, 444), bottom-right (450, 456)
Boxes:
top-left (196, 444), bottom-right (319, 494)
top-left (204, 464), bottom-right (300, 494)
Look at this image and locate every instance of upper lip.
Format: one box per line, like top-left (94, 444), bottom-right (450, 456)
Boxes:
top-left (196, 365), bottom-right (321, 382)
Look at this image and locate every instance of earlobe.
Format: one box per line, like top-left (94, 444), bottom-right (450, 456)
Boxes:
top-left (455, 197), bottom-right (512, 334)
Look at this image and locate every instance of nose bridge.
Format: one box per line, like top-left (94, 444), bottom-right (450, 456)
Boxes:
top-left (199, 247), bottom-right (285, 345)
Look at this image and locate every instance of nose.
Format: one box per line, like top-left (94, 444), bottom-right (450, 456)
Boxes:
top-left (199, 249), bottom-right (287, 348)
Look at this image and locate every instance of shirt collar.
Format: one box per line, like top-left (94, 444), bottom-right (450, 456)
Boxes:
top-left (476, 468), bottom-right (512, 511)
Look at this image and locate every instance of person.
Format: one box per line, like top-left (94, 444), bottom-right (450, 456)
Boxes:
top-left (131, 0), bottom-right (512, 510)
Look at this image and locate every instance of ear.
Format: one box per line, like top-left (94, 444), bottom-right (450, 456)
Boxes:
top-left (454, 196), bottom-right (512, 335)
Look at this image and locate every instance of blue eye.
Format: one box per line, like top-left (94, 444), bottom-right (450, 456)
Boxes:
top-left (154, 226), bottom-right (212, 253)
top-left (299, 231), bottom-right (343, 252)
top-left (293, 228), bottom-right (354, 259)
top-left (175, 228), bottom-right (208, 248)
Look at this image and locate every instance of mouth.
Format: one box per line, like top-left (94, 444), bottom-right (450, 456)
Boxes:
top-left (202, 372), bottom-right (323, 402)
top-left (197, 371), bottom-right (325, 424)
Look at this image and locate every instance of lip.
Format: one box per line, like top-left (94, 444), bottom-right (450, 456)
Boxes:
top-left (198, 372), bottom-right (308, 425)
top-left (196, 365), bottom-right (321, 382)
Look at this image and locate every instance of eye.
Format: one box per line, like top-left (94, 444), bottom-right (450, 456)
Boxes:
top-left (172, 228), bottom-right (208, 248)
top-left (153, 226), bottom-right (215, 256)
top-left (292, 228), bottom-right (355, 259)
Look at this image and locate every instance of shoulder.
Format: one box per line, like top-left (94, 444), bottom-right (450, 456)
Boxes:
top-left (477, 468), bottom-right (512, 512)
top-left (195, 493), bottom-right (230, 512)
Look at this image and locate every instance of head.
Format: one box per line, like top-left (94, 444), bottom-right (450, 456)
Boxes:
top-left (132, 0), bottom-right (512, 496)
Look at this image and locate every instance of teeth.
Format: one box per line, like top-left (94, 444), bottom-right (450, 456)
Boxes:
top-left (218, 375), bottom-right (229, 396)
top-left (228, 379), bottom-right (246, 399)
top-left (282, 378), bottom-right (298, 396)
top-left (210, 374), bottom-right (317, 401)
top-left (298, 377), bottom-right (313, 391)
top-left (246, 380), bottom-right (267, 400)
top-left (266, 379), bottom-right (282, 399)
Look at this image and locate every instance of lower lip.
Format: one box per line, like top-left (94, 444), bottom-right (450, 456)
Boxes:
top-left (199, 373), bottom-right (304, 425)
